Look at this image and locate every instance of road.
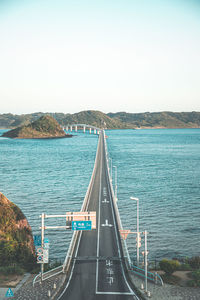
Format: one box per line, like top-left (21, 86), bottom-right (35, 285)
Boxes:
top-left (58, 131), bottom-right (140, 300)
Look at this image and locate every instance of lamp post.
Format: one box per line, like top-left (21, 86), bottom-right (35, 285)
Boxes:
top-left (130, 197), bottom-right (140, 266)
top-left (113, 166), bottom-right (117, 201)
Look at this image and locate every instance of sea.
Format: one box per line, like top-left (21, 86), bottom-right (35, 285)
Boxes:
top-left (0, 128), bottom-right (200, 263)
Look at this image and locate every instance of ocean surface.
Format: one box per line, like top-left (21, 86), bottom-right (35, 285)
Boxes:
top-left (0, 129), bottom-right (200, 263)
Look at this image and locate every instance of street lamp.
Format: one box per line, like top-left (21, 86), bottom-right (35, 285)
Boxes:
top-left (130, 197), bottom-right (140, 266)
top-left (113, 166), bottom-right (117, 201)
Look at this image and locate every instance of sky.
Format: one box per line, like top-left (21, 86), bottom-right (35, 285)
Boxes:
top-left (0, 0), bottom-right (200, 114)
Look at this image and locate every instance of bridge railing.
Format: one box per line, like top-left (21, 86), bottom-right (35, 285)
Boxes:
top-left (62, 133), bottom-right (100, 273)
top-left (103, 131), bottom-right (164, 286)
top-left (130, 265), bottom-right (163, 286)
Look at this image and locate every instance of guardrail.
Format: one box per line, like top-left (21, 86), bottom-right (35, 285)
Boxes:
top-left (130, 265), bottom-right (163, 286)
top-left (62, 133), bottom-right (101, 273)
top-left (33, 265), bottom-right (63, 286)
top-left (103, 131), bottom-right (163, 287)
top-left (33, 134), bottom-right (101, 285)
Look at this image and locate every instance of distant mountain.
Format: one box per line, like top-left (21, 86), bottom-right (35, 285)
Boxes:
top-left (2, 115), bottom-right (72, 139)
top-left (0, 193), bottom-right (36, 271)
top-left (107, 111), bottom-right (200, 128)
top-left (0, 110), bottom-right (200, 129)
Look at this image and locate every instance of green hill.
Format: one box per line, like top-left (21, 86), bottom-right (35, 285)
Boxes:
top-left (2, 115), bottom-right (71, 139)
top-left (0, 111), bottom-right (200, 130)
top-left (107, 111), bottom-right (200, 128)
top-left (0, 193), bottom-right (36, 272)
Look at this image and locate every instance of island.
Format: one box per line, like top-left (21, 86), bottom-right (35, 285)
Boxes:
top-left (2, 115), bottom-right (72, 139)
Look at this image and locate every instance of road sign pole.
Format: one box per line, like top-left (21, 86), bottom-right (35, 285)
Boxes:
top-left (41, 213), bottom-right (45, 282)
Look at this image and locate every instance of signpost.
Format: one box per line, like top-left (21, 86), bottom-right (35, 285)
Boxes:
top-left (72, 220), bottom-right (92, 231)
top-left (38, 211), bottom-right (95, 282)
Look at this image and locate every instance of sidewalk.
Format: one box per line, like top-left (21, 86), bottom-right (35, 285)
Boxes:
top-left (129, 271), bottom-right (200, 300)
top-left (0, 272), bottom-right (66, 300)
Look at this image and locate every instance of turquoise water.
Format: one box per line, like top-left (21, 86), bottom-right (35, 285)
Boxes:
top-left (0, 129), bottom-right (200, 262)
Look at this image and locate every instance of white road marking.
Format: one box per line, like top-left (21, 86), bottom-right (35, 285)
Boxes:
top-left (102, 198), bottom-right (109, 203)
top-left (101, 219), bottom-right (113, 227)
top-left (107, 276), bottom-right (114, 285)
top-left (95, 137), bottom-right (103, 293)
top-left (106, 259), bottom-right (113, 266)
top-left (106, 268), bottom-right (114, 275)
top-left (96, 291), bottom-right (134, 295)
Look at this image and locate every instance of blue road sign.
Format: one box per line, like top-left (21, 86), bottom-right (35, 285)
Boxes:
top-left (5, 288), bottom-right (14, 297)
top-left (44, 237), bottom-right (49, 249)
top-left (44, 237), bottom-right (49, 244)
top-left (72, 220), bottom-right (92, 231)
top-left (34, 235), bottom-right (41, 247)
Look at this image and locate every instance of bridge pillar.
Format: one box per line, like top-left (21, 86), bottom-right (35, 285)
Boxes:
top-left (75, 125), bottom-right (78, 132)
top-left (89, 128), bottom-right (92, 134)
top-left (70, 126), bottom-right (73, 132)
top-left (94, 129), bottom-right (96, 134)
top-left (83, 126), bottom-right (86, 133)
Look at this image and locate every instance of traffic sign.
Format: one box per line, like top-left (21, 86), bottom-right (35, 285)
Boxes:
top-left (43, 249), bottom-right (49, 263)
top-left (44, 237), bottom-right (49, 243)
top-left (66, 211), bottom-right (96, 229)
top-left (119, 230), bottom-right (131, 240)
top-left (37, 247), bottom-right (43, 255)
top-left (72, 220), bottom-right (92, 231)
top-left (5, 288), bottom-right (14, 297)
top-left (37, 247), bottom-right (43, 264)
top-left (44, 237), bottom-right (49, 249)
top-left (37, 255), bottom-right (43, 263)
top-left (34, 235), bottom-right (41, 247)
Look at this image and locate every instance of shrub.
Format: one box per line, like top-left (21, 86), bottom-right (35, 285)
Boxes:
top-left (191, 270), bottom-right (200, 281)
top-left (188, 256), bottom-right (200, 270)
top-left (0, 265), bottom-right (24, 275)
top-left (159, 259), bottom-right (180, 276)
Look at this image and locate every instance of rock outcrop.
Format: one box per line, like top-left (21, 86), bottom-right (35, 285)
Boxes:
top-left (0, 193), bottom-right (36, 270)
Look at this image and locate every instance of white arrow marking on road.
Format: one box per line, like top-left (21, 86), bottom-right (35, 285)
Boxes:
top-left (102, 198), bottom-right (109, 203)
top-left (101, 219), bottom-right (113, 227)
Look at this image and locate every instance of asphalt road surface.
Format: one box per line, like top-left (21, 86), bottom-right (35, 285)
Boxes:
top-left (58, 131), bottom-right (141, 300)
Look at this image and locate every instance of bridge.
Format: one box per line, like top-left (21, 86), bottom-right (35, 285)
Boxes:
top-left (33, 127), bottom-right (163, 299)
top-left (62, 124), bottom-right (101, 135)
top-left (55, 129), bottom-right (141, 299)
